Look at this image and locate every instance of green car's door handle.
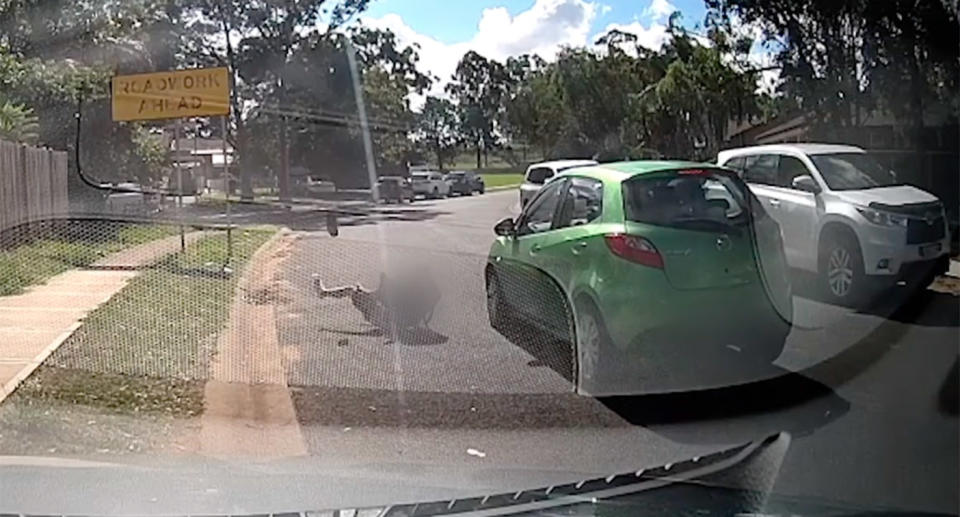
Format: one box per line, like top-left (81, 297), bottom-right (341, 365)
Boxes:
top-left (571, 241), bottom-right (588, 255)
top-left (531, 244), bottom-right (542, 254)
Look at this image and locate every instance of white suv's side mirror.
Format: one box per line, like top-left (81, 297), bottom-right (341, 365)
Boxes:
top-left (792, 174), bottom-right (821, 193)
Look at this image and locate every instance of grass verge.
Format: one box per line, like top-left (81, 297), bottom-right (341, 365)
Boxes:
top-left (481, 173), bottom-right (524, 188)
top-left (0, 224), bottom-right (178, 296)
top-left (11, 227), bottom-right (276, 418)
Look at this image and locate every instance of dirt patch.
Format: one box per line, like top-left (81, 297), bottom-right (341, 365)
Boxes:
top-left (931, 275), bottom-right (960, 295)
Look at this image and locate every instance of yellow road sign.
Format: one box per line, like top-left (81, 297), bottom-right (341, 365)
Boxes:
top-left (112, 67), bottom-right (230, 121)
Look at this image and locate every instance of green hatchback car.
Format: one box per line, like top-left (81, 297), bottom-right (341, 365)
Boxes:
top-left (485, 161), bottom-right (793, 396)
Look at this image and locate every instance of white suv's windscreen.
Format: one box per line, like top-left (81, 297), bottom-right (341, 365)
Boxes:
top-left (809, 153), bottom-right (899, 191)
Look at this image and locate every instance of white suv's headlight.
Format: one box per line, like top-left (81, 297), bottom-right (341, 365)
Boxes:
top-left (856, 206), bottom-right (908, 227)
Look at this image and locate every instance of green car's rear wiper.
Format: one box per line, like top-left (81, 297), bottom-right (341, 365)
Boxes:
top-left (672, 217), bottom-right (745, 232)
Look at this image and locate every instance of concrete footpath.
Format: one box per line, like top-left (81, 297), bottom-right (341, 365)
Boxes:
top-left (0, 232), bottom-right (205, 405)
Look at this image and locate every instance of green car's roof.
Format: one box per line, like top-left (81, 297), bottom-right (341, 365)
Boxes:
top-left (563, 160), bottom-right (724, 182)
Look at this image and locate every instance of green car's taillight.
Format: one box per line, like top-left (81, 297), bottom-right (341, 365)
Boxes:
top-left (605, 234), bottom-right (663, 269)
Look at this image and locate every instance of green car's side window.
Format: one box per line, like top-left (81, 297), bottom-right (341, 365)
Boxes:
top-left (517, 180), bottom-right (565, 236)
top-left (556, 177), bottom-right (603, 229)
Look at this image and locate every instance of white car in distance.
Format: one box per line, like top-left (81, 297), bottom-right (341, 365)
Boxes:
top-left (520, 160), bottom-right (598, 207)
top-left (410, 171), bottom-right (450, 199)
top-left (717, 143), bottom-right (949, 306)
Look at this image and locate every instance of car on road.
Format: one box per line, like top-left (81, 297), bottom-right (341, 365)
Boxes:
top-left (717, 144), bottom-right (950, 306)
top-left (374, 176), bottom-right (414, 203)
top-left (520, 159), bottom-right (597, 208)
top-left (486, 161), bottom-right (793, 396)
top-left (304, 176), bottom-right (337, 195)
top-left (446, 170), bottom-right (485, 196)
top-left (411, 171), bottom-right (450, 199)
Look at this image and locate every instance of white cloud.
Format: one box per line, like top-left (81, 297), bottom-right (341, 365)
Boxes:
top-left (722, 14), bottom-right (784, 93)
top-left (600, 4), bottom-right (613, 15)
top-left (595, 21), bottom-right (671, 52)
top-left (360, 0), bottom-right (599, 103)
top-left (642, 0), bottom-right (676, 23)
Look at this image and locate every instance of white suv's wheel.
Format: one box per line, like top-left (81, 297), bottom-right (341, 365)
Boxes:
top-left (820, 231), bottom-right (866, 306)
top-left (827, 246), bottom-right (854, 297)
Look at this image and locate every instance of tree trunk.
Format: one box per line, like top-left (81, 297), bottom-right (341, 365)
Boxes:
top-left (475, 141), bottom-right (481, 169)
top-left (278, 114), bottom-right (290, 202)
top-left (218, 4), bottom-right (252, 201)
top-left (277, 75), bottom-right (291, 202)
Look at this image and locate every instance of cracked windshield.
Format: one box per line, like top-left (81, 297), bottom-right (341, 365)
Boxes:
top-left (0, 0), bottom-right (957, 515)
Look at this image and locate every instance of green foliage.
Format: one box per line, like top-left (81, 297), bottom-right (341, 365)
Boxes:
top-left (16, 228), bottom-right (275, 416)
top-left (131, 126), bottom-right (169, 186)
top-left (447, 51), bottom-right (510, 168)
top-left (497, 24), bottom-right (759, 161)
top-left (0, 99), bottom-right (39, 143)
top-left (480, 173), bottom-right (524, 188)
top-left (0, 224), bottom-right (177, 296)
top-left (705, 0), bottom-right (959, 144)
top-left (416, 96), bottom-right (459, 170)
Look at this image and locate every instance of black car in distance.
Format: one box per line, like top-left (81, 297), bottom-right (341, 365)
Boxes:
top-left (446, 170), bottom-right (485, 196)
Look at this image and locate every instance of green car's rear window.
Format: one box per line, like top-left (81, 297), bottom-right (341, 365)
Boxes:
top-left (622, 170), bottom-right (748, 231)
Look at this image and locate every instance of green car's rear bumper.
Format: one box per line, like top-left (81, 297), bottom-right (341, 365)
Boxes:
top-left (586, 266), bottom-right (792, 393)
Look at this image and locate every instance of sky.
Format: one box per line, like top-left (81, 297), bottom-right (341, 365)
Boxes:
top-left (357, 0), bottom-right (722, 100)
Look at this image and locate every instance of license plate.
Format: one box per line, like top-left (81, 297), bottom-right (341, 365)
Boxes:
top-left (919, 243), bottom-right (942, 257)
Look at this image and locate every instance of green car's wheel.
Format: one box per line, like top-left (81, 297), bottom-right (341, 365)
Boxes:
top-left (576, 299), bottom-right (613, 394)
top-left (485, 268), bottom-right (509, 332)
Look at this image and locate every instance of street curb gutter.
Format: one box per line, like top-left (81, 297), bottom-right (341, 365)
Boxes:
top-left (233, 226), bottom-right (289, 284)
top-left (199, 226), bottom-right (307, 458)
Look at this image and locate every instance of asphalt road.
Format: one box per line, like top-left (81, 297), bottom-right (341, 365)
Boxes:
top-left (272, 190), bottom-right (958, 515)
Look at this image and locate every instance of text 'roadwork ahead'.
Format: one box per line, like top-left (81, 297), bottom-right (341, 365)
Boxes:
top-left (112, 67), bottom-right (230, 121)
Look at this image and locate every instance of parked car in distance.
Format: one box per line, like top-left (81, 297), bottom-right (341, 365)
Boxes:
top-left (105, 182), bottom-right (147, 213)
top-left (374, 176), bottom-right (414, 203)
top-left (304, 176), bottom-right (336, 195)
top-left (411, 171), bottom-right (450, 199)
top-left (520, 160), bottom-right (597, 207)
top-left (446, 170), bottom-right (485, 196)
top-left (486, 161), bottom-right (793, 396)
top-left (717, 143), bottom-right (950, 305)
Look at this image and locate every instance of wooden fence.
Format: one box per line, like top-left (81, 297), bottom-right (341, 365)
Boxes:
top-left (0, 140), bottom-right (69, 231)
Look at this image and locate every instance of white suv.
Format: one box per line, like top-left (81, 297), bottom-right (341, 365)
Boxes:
top-left (410, 171), bottom-right (450, 199)
top-left (717, 144), bottom-right (949, 305)
top-left (520, 159), bottom-right (597, 207)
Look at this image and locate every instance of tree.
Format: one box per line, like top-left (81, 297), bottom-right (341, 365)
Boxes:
top-left (447, 51), bottom-right (507, 168)
top-left (416, 96), bottom-right (459, 170)
top-left (704, 0), bottom-right (959, 151)
top-left (181, 0), bottom-right (371, 200)
top-left (130, 126), bottom-right (170, 186)
top-left (506, 71), bottom-right (567, 159)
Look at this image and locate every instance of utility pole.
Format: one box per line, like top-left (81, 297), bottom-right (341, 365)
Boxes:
top-left (174, 119), bottom-right (184, 253)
